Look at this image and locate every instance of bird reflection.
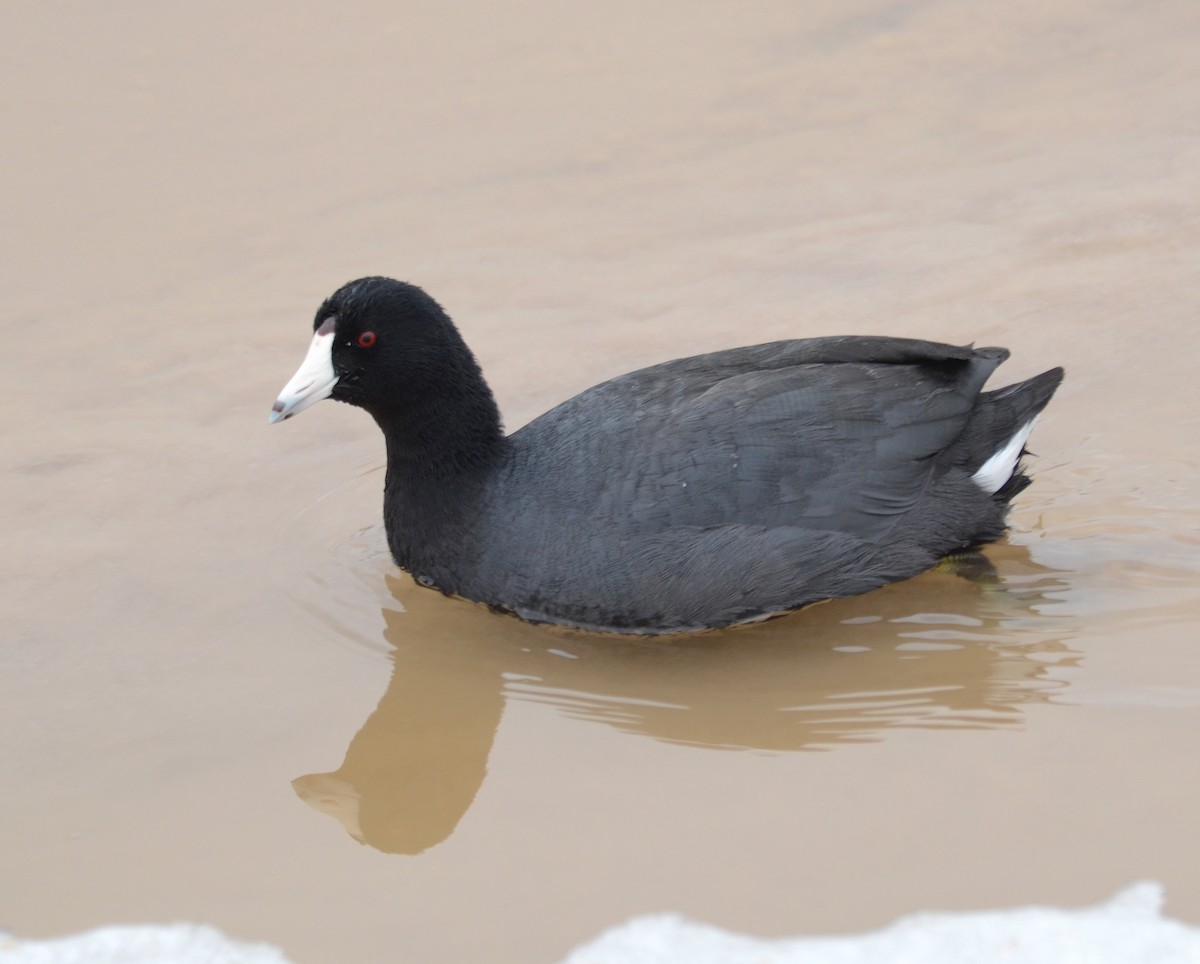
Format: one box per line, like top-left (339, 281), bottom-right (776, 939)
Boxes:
top-left (293, 541), bottom-right (1077, 854)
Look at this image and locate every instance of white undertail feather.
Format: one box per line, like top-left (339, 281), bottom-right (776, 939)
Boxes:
top-left (971, 418), bottom-right (1037, 494)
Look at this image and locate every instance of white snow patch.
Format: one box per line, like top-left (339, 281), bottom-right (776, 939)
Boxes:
top-left (0, 924), bottom-right (293, 964)
top-left (7, 884), bottom-right (1197, 964)
top-left (559, 882), bottom-right (1200, 964)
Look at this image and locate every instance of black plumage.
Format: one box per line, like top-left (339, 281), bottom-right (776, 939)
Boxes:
top-left (273, 277), bottom-right (1064, 634)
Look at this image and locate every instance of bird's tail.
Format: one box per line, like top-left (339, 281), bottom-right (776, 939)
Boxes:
top-left (960, 364), bottom-right (1065, 499)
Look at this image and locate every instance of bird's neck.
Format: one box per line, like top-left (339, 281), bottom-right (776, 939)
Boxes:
top-left (374, 389), bottom-right (507, 581)
top-left (375, 391), bottom-right (506, 480)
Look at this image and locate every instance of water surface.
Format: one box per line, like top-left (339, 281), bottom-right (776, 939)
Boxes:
top-left (3, 2), bottom-right (1199, 962)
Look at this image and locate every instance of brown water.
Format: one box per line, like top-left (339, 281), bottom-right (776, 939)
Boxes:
top-left (3, 1), bottom-right (1199, 962)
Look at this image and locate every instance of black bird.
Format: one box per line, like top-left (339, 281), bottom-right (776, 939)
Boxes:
top-left (270, 277), bottom-right (1063, 634)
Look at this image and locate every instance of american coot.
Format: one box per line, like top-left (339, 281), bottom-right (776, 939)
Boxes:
top-left (270, 277), bottom-right (1063, 634)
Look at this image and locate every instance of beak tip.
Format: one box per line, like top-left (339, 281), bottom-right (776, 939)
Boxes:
top-left (268, 397), bottom-right (291, 424)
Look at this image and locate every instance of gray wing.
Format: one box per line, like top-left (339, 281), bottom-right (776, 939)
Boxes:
top-left (505, 336), bottom-right (1005, 539)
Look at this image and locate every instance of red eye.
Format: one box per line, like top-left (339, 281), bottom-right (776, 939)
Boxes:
top-left (357, 331), bottom-right (377, 348)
